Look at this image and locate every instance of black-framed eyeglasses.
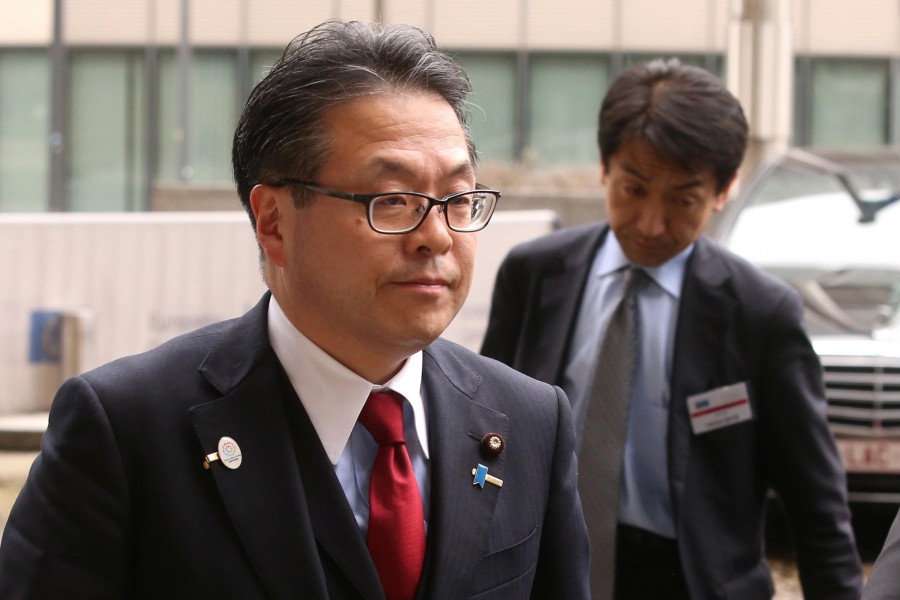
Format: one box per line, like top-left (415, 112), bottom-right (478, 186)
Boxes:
top-left (270, 179), bottom-right (501, 234)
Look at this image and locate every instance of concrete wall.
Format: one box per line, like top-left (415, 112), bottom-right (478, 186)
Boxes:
top-left (0, 210), bottom-right (558, 415)
top-left (3, 0), bottom-right (898, 57)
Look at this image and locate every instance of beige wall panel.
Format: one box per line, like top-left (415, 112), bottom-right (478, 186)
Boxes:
top-left (382, 0), bottom-right (430, 30)
top-left (334, 0), bottom-right (378, 22)
top-left (64, 0), bottom-right (184, 46)
top-left (66, 0), bottom-right (153, 45)
top-left (0, 0), bottom-right (52, 45)
top-left (432, 0), bottom-right (520, 48)
top-left (149, 0), bottom-right (181, 45)
top-left (191, 0), bottom-right (241, 45)
top-left (709, 0), bottom-right (730, 49)
top-left (620, 0), bottom-right (721, 52)
top-left (803, 0), bottom-right (900, 55)
top-left (791, 0), bottom-right (810, 51)
top-left (525, 0), bottom-right (615, 50)
top-left (245, 0), bottom-right (334, 47)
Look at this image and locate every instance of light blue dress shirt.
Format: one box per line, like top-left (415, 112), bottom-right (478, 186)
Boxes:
top-left (563, 233), bottom-right (692, 538)
top-left (267, 297), bottom-right (430, 539)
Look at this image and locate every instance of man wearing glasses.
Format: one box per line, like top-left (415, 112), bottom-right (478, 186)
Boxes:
top-left (0, 21), bottom-right (589, 599)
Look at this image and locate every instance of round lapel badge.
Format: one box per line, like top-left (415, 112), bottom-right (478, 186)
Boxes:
top-left (480, 432), bottom-right (505, 457)
top-left (217, 436), bottom-right (243, 470)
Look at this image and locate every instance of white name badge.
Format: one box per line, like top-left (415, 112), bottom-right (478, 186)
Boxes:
top-left (687, 382), bottom-right (752, 435)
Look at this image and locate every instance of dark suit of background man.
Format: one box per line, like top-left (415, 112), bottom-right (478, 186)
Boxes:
top-left (863, 509), bottom-right (900, 597)
top-left (0, 20), bottom-right (589, 600)
top-left (481, 58), bottom-right (862, 600)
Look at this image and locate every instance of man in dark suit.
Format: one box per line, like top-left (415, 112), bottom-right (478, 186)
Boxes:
top-left (0, 21), bottom-right (589, 599)
top-left (481, 58), bottom-right (862, 599)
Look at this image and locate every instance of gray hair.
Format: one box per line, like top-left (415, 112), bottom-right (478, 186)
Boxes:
top-left (232, 20), bottom-right (476, 229)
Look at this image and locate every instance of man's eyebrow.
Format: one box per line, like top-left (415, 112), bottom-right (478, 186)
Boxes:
top-left (363, 157), bottom-right (475, 181)
top-left (446, 160), bottom-right (477, 179)
top-left (621, 164), bottom-right (651, 182)
top-left (621, 164), bottom-right (704, 190)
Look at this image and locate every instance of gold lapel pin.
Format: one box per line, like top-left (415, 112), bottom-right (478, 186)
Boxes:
top-left (203, 452), bottom-right (219, 469)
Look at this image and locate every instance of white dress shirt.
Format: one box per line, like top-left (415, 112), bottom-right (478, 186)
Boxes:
top-left (267, 296), bottom-right (430, 537)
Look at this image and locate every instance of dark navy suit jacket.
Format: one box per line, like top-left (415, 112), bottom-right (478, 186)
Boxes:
top-left (481, 222), bottom-right (862, 600)
top-left (0, 294), bottom-right (589, 599)
top-left (863, 509), bottom-right (900, 598)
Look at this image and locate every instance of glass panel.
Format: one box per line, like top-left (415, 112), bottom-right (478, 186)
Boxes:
top-left (528, 54), bottom-right (609, 166)
top-left (810, 58), bottom-right (889, 147)
top-left (69, 51), bottom-right (145, 211)
top-left (622, 53), bottom-right (723, 77)
top-left (191, 51), bottom-right (238, 183)
top-left (157, 50), bottom-right (239, 185)
top-left (250, 49), bottom-right (282, 86)
top-left (0, 50), bottom-right (50, 211)
top-left (453, 52), bottom-right (517, 164)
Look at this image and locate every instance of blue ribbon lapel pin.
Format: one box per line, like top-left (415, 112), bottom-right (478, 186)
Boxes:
top-left (472, 463), bottom-right (503, 488)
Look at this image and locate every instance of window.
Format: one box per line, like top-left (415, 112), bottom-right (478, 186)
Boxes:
top-left (0, 50), bottom-right (50, 211)
top-left (250, 49), bottom-right (282, 86)
top-left (808, 58), bottom-right (890, 147)
top-left (528, 54), bottom-right (609, 166)
top-left (453, 52), bottom-right (518, 164)
top-left (158, 49), bottom-right (239, 185)
top-left (68, 50), bottom-right (146, 211)
top-left (621, 52), bottom-right (722, 76)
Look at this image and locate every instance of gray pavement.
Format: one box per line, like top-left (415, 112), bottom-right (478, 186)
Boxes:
top-left (0, 412), bottom-right (44, 535)
top-left (0, 412), bottom-right (46, 451)
top-left (0, 450), bottom-right (39, 535)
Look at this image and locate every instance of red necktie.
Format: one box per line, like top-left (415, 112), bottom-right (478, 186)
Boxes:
top-left (359, 390), bottom-right (426, 600)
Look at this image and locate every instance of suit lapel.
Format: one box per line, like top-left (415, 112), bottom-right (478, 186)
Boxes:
top-left (667, 238), bottom-right (737, 513)
top-left (417, 342), bottom-right (509, 599)
top-left (189, 294), bottom-right (356, 600)
top-left (190, 344), bottom-right (329, 598)
top-left (527, 225), bottom-right (607, 385)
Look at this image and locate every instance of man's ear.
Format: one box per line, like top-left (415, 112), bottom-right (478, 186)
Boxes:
top-left (250, 184), bottom-right (287, 267)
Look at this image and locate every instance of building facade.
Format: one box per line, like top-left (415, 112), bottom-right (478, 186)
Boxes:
top-left (0, 0), bottom-right (898, 213)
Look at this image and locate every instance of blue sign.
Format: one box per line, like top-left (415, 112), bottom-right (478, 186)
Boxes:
top-left (29, 310), bottom-right (63, 364)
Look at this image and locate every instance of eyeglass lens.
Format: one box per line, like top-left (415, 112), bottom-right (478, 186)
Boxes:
top-left (370, 192), bottom-right (495, 232)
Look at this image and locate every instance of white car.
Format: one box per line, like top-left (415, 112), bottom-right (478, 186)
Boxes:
top-left (716, 147), bottom-right (900, 504)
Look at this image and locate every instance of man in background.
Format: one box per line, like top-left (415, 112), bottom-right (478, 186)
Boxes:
top-left (0, 20), bottom-right (588, 599)
top-left (481, 58), bottom-right (861, 599)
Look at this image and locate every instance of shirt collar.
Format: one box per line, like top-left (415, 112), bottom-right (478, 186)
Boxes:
top-left (597, 231), bottom-right (694, 298)
top-left (267, 296), bottom-right (429, 465)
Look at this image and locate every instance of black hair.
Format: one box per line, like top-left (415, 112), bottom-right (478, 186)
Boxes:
top-left (598, 58), bottom-right (748, 193)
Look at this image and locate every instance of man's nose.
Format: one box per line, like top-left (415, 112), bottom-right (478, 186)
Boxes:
top-left (633, 203), bottom-right (666, 237)
top-left (405, 203), bottom-right (453, 253)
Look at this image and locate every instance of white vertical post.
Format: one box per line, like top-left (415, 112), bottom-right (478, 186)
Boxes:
top-left (727, 0), bottom-right (794, 185)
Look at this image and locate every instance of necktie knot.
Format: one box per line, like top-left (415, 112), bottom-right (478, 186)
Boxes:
top-left (621, 266), bottom-right (648, 300)
top-left (360, 390), bottom-right (405, 445)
